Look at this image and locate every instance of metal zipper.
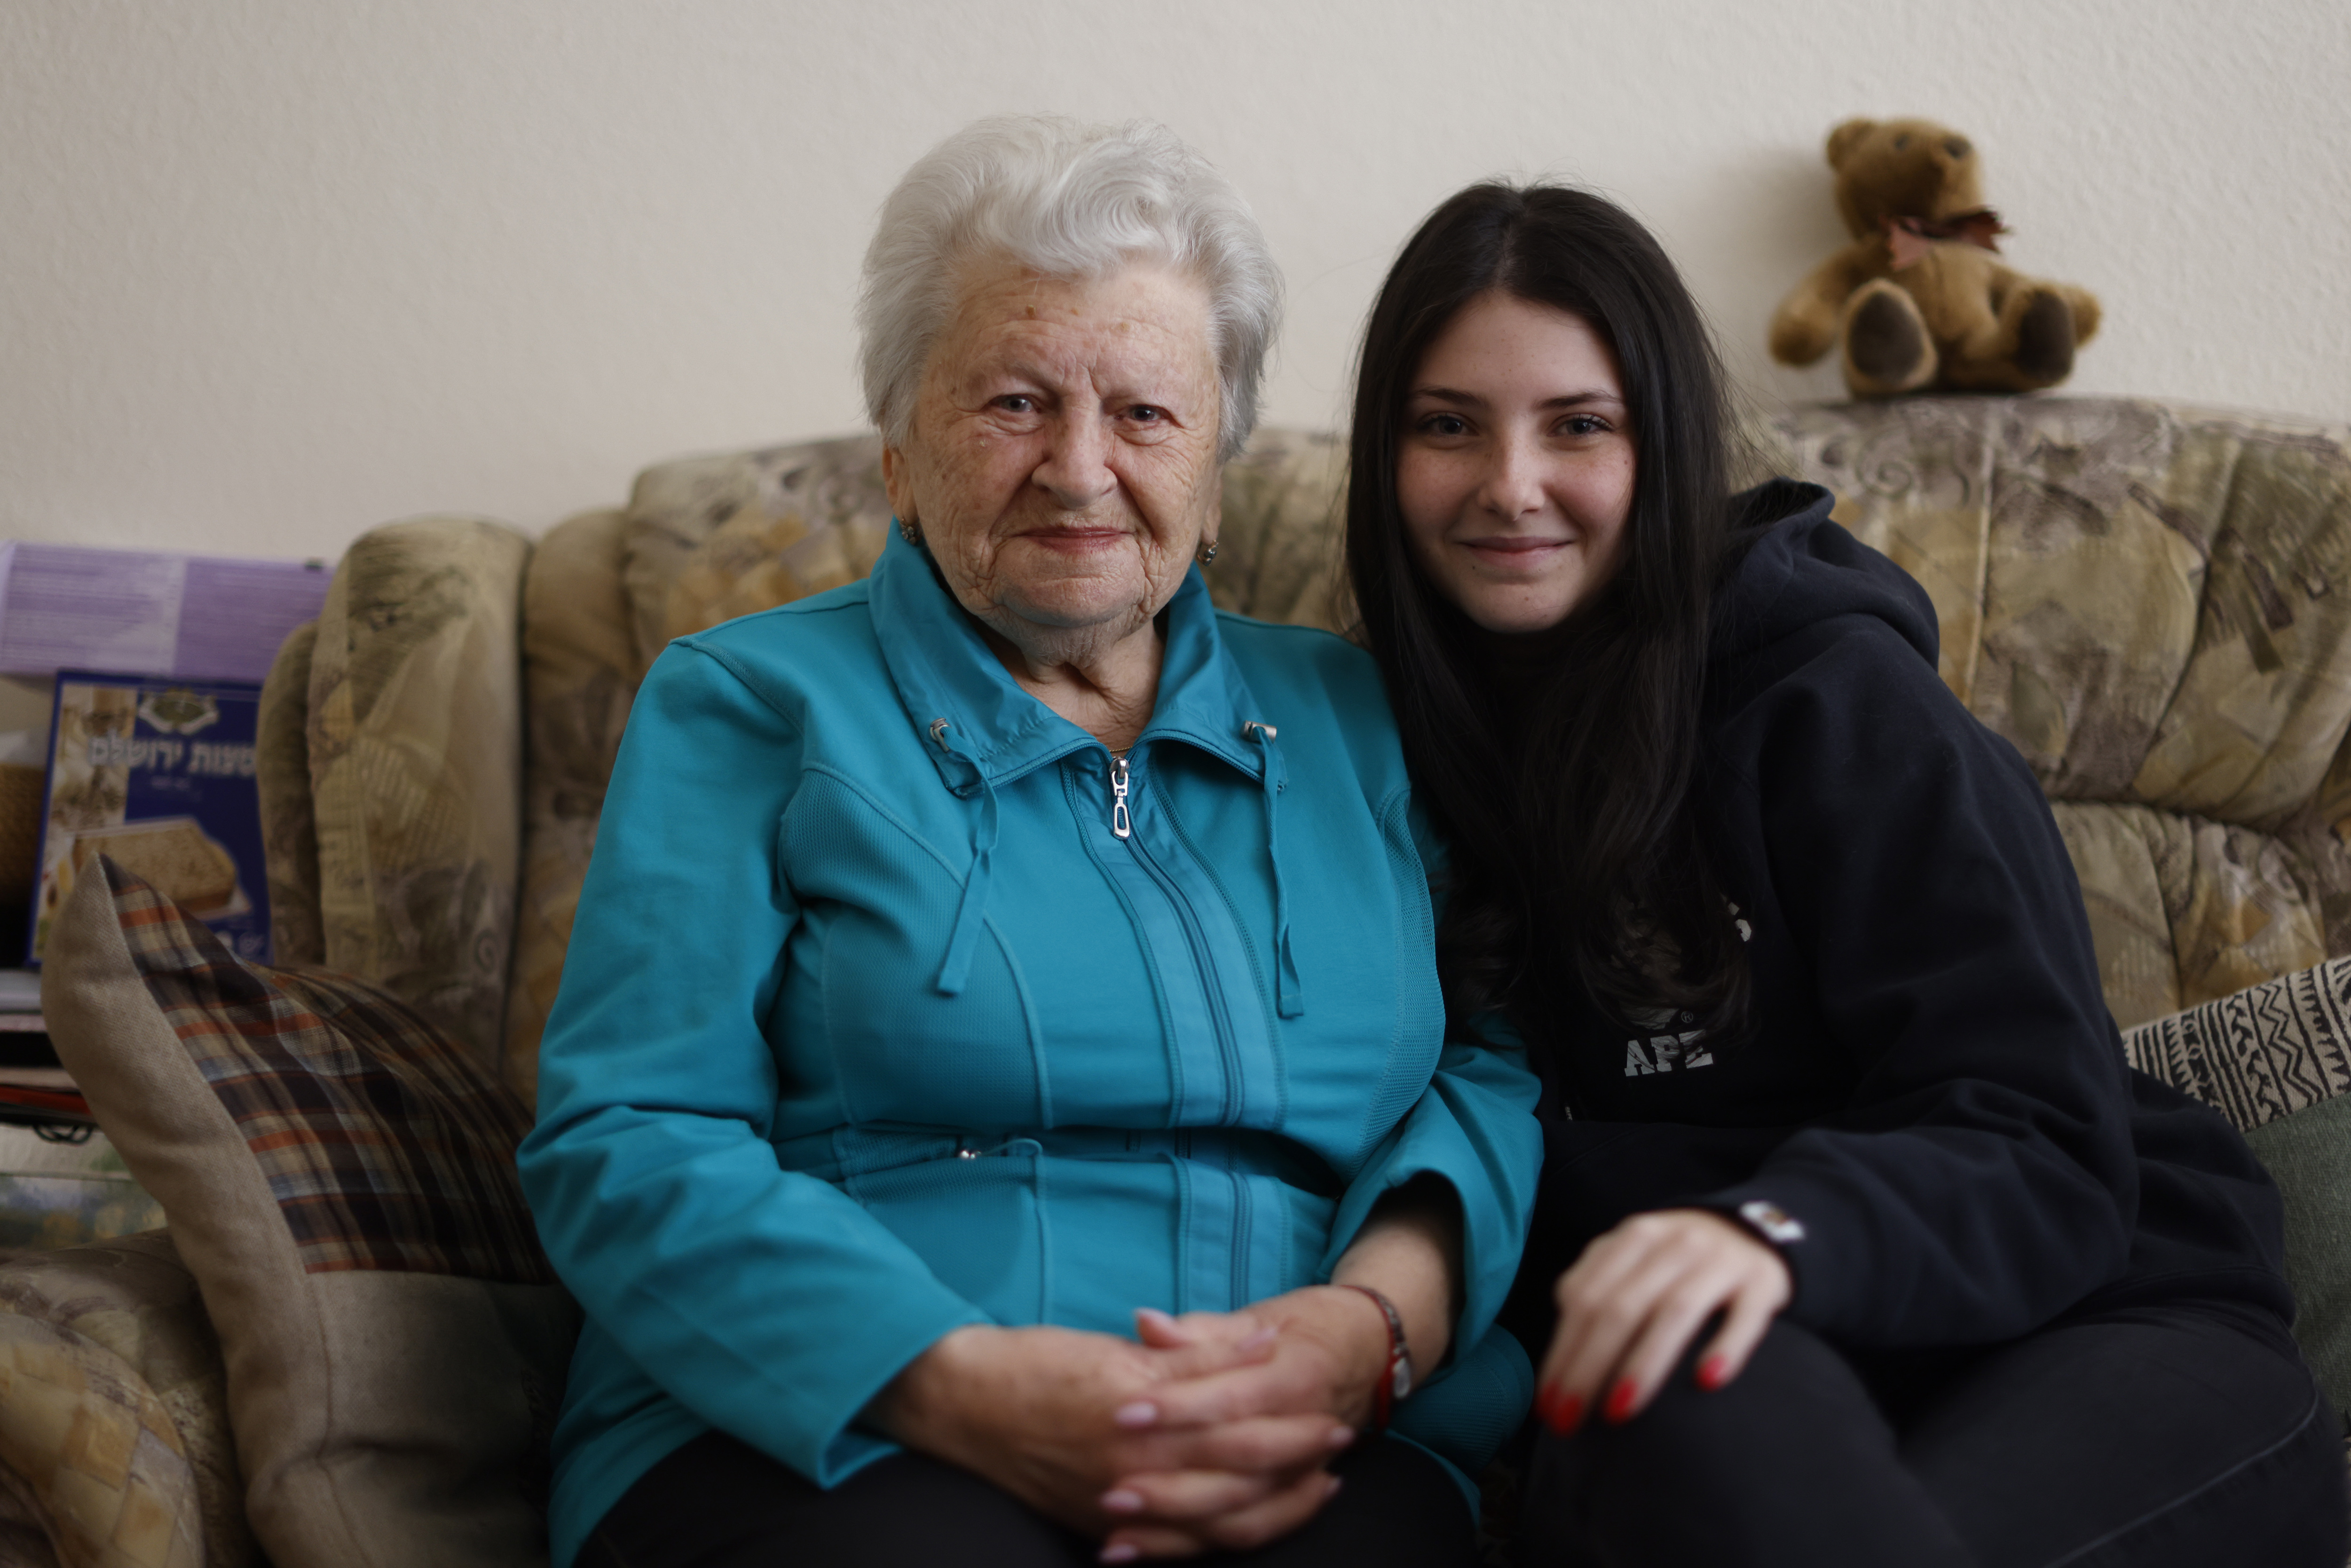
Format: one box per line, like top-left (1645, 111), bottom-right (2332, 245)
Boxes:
top-left (1103, 756), bottom-right (1244, 1126)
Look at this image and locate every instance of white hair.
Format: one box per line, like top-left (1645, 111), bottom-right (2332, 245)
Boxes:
top-left (857, 116), bottom-right (1283, 463)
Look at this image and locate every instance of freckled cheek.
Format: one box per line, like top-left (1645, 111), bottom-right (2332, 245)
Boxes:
top-left (1395, 454), bottom-right (1471, 536)
top-left (1559, 454), bottom-right (1636, 528)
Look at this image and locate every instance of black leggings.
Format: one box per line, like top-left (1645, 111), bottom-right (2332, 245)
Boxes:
top-left (1516, 1300), bottom-right (2350, 1567)
top-left (582, 1426), bottom-right (1475, 1568)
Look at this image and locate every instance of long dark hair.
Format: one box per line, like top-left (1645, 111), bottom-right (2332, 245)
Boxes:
top-left (1345, 182), bottom-right (1748, 1048)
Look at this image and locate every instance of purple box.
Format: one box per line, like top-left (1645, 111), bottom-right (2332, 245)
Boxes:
top-left (0, 543), bottom-right (330, 683)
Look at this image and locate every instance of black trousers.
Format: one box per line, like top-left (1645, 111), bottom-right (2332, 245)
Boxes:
top-left (1516, 1299), bottom-right (2350, 1568)
top-left (582, 1426), bottom-right (1475, 1568)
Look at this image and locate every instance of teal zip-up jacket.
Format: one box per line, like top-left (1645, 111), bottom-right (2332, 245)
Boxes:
top-left (519, 531), bottom-right (1543, 1567)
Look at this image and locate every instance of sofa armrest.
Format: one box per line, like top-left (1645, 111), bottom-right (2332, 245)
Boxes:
top-left (0, 1232), bottom-right (256, 1567)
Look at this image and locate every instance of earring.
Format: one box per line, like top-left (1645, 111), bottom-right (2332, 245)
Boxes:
top-left (897, 515), bottom-right (922, 546)
top-left (1198, 541), bottom-right (1219, 566)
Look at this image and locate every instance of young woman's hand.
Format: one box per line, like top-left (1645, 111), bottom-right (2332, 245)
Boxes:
top-left (1535, 1208), bottom-right (1791, 1434)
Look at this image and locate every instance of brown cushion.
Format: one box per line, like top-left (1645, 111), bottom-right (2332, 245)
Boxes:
top-left (42, 859), bottom-right (577, 1568)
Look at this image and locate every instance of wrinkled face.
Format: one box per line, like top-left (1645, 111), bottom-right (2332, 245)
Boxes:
top-left (883, 261), bottom-right (1223, 659)
top-left (1396, 291), bottom-right (1635, 636)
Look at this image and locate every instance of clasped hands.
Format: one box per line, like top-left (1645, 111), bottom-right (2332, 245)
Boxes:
top-left (872, 1283), bottom-right (1395, 1561)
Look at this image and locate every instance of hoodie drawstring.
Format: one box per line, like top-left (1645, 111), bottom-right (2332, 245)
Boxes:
top-left (1244, 722), bottom-right (1302, 1018)
top-left (931, 722), bottom-right (999, 995)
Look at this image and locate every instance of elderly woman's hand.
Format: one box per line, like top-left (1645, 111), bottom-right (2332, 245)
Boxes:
top-left (1079, 1289), bottom-right (1392, 1558)
top-left (866, 1320), bottom-right (1349, 1548)
top-left (1092, 1177), bottom-right (1465, 1558)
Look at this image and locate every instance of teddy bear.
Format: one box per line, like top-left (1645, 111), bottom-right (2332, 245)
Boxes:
top-left (1768, 117), bottom-right (2101, 397)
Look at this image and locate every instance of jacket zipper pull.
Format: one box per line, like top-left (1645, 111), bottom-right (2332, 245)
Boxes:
top-left (1109, 752), bottom-right (1132, 839)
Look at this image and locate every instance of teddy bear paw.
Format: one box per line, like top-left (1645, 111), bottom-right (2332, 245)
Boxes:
top-left (1841, 283), bottom-right (1937, 397)
top-left (2012, 289), bottom-right (2077, 386)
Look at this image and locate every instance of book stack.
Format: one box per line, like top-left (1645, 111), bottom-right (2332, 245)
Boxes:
top-left (0, 966), bottom-right (92, 1136)
top-left (0, 970), bottom-right (169, 1251)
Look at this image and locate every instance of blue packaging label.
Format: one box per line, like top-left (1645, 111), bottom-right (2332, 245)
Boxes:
top-left (31, 672), bottom-right (271, 965)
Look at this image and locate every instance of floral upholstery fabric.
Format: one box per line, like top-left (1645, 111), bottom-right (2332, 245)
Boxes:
top-left (504, 510), bottom-right (635, 1101)
top-left (1756, 399), bottom-right (2351, 1025)
top-left (264, 401), bottom-right (2351, 1088)
top-left (255, 619), bottom-right (323, 969)
top-left (620, 438), bottom-right (896, 678)
top-left (304, 517), bottom-right (530, 1072)
top-left (1199, 427), bottom-right (1353, 632)
top-left (0, 1232), bottom-right (250, 1568)
top-left (621, 428), bottom-right (1355, 666)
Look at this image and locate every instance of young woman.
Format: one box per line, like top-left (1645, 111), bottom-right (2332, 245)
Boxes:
top-left (1343, 182), bottom-right (2351, 1567)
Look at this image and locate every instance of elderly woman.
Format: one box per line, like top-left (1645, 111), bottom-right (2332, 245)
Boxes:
top-left (518, 118), bottom-right (1541, 1568)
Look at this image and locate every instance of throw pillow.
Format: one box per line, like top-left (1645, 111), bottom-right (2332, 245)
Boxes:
top-left (2243, 1095), bottom-right (2351, 1426)
top-left (2122, 956), bottom-right (2351, 1133)
top-left (41, 858), bottom-right (578, 1568)
top-left (2122, 956), bottom-right (2351, 1422)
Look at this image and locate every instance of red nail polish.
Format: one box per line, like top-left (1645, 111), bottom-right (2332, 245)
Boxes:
top-left (1696, 1354), bottom-right (1729, 1391)
top-left (1543, 1389), bottom-right (1584, 1435)
top-left (1603, 1379), bottom-right (1639, 1424)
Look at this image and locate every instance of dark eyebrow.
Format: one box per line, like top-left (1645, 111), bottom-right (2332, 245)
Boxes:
top-left (1408, 386), bottom-right (1625, 410)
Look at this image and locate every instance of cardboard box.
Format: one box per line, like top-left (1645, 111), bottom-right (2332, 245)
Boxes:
top-left (0, 542), bottom-right (329, 683)
top-left (30, 672), bottom-right (270, 964)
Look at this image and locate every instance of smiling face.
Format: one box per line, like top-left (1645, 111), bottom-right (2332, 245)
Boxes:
top-left (882, 260), bottom-right (1223, 670)
top-left (1396, 291), bottom-right (1636, 636)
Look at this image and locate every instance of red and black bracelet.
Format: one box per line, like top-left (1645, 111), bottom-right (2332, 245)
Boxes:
top-left (1337, 1283), bottom-right (1414, 1433)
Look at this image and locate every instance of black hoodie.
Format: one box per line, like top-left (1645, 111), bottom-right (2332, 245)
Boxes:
top-left (1508, 480), bottom-right (2292, 1358)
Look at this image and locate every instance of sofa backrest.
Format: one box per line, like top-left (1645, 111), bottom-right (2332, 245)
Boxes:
top-left (257, 400), bottom-right (2351, 1101)
top-left (1751, 399), bottom-right (2351, 1029)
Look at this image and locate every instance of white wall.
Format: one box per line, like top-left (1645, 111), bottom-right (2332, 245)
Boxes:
top-left (5, 0), bottom-right (2347, 564)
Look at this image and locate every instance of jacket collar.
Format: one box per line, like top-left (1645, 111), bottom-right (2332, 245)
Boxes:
top-left (869, 528), bottom-right (1272, 795)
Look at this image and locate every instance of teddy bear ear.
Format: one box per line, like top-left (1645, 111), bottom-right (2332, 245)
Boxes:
top-left (1825, 118), bottom-right (1876, 168)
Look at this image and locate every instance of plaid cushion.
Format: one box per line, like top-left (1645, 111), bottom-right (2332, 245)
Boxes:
top-left (2122, 957), bottom-right (2351, 1134)
top-left (44, 856), bottom-right (576, 1568)
top-left (109, 863), bottom-right (550, 1283)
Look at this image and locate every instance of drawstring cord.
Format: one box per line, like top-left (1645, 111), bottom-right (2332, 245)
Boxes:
top-left (1244, 722), bottom-right (1303, 1018)
top-left (931, 720), bottom-right (999, 995)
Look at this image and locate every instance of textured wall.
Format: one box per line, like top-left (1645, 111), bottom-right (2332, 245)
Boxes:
top-left (4, 0), bottom-right (2346, 560)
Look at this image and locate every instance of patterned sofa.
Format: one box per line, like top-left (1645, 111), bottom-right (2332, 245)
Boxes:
top-left (14, 396), bottom-right (2351, 1567)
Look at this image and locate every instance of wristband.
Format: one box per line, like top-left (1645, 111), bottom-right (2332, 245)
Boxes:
top-left (1337, 1283), bottom-right (1414, 1433)
top-left (1734, 1199), bottom-right (1807, 1246)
